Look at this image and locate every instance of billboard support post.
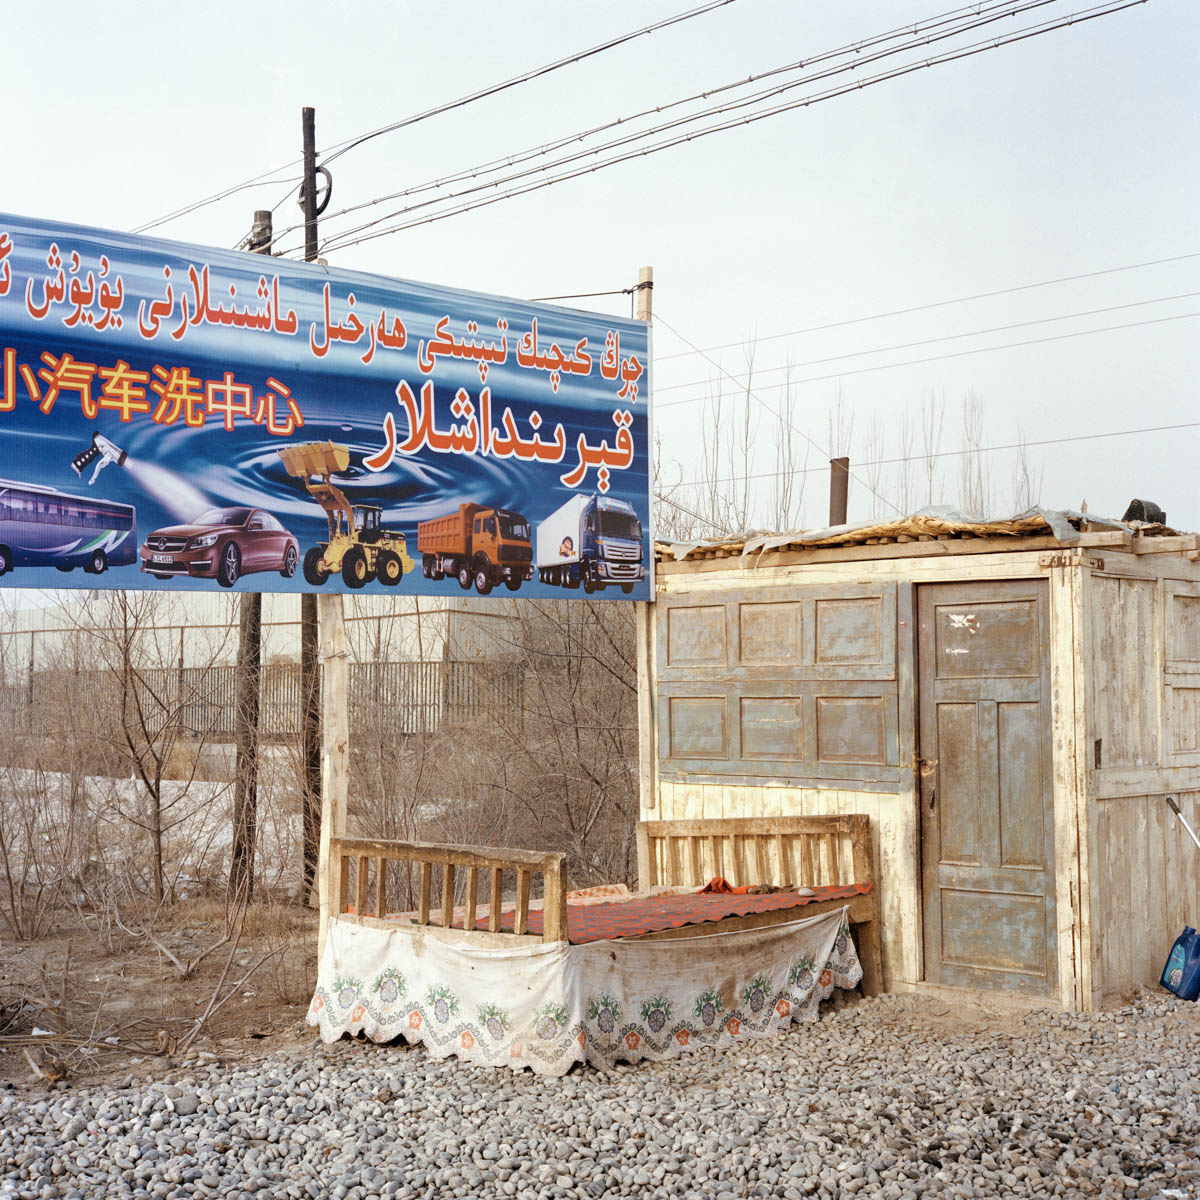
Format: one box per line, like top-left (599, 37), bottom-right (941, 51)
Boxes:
top-left (230, 579), bottom-right (261, 905)
top-left (299, 106), bottom-right (326, 907)
top-left (634, 265), bottom-right (655, 881)
top-left (316, 586), bottom-right (349, 963)
top-left (229, 210), bottom-right (273, 906)
top-left (299, 105), bottom-right (351, 944)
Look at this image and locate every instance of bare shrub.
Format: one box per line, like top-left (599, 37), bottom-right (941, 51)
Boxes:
top-left (0, 766), bottom-right (78, 940)
top-left (338, 598), bottom-right (638, 892)
top-left (68, 592), bottom-right (237, 905)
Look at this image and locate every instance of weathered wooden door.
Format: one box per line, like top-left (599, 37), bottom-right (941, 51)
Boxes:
top-left (917, 580), bottom-right (1056, 996)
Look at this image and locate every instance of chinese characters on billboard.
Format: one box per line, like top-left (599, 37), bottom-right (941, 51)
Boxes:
top-left (0, 215), bottom-right (651, 599)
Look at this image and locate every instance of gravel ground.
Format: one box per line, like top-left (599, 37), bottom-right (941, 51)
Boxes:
top-left (2, 989), bottom-right (1198, 1200)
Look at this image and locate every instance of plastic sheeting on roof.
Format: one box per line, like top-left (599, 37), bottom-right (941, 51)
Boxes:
top-left (658, 506), bottom-right (1144, 563)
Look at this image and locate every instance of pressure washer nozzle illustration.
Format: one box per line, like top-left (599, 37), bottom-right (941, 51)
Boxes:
top-left (71, 432), bottom-right (128, 485)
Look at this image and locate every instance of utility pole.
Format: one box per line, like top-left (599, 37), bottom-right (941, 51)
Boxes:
top-left (300, 593), bottom-right (320, 900)
top-left (302, 106), bottom-right (319, 262)
top-left (299, 106), bottom-right (323, 902)
top-left (634, 265), bottom-right (655, 891)
top-left (635, 265), bottom-right (653, 323)
top-left (229, 209), bottom-right (273, 906)
top-left (298, 106), bottom-right (350, 959)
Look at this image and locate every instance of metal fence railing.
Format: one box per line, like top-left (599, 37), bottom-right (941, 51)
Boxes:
top-left (0, 658), bottom-right (523, 746)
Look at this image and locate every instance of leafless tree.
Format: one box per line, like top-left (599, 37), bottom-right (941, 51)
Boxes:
top-left (653, 430), bottom-right (706, 543)
top-left (695, 352), bottom-right (757, 536)
top-left (958, 389), bottom-right (993, 518)
top-left (655, 356), bottom-right (818, 541)
top-left (69, 592), bottom-right (236, 905)
top-left (826, 384), bottom-right (855, 462)
top-left (862, 416), bottom-right (887, 520)
top-left (768, 365), bottom-right (809, 532)
top-left (338, 599), bottom-right (640, 890)
top-left (892, 409), bottom-right (917, 516)
top-left (488, 599), bottom-right (639, 884)
top-left (920, 391), bottom-right (945, 508)
top-left (1009, 427), bottom-right (1044, 512)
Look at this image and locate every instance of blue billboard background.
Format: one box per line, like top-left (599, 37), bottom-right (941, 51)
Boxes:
top-left (0, 214), bottom-right (651, 599)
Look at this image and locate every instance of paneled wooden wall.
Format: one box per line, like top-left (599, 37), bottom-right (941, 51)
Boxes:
top-left (1088, 575), bottom-right (1159, 769)
top-left (656, 583), bottom-right (902, 788)
top-left (1086, 561), bottom-right (1200, 1000)
top-left (1093, 791), bottom-right (1200, 999)
top-left (1165, 581), bottom-right (1200, 765)
top-left (651, 577), bottom-right (919, 991)
top-left (647, 545), bottom-right (1200, 1008)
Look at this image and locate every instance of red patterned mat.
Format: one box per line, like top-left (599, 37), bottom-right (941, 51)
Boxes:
top-left (427, 883), bottom-right (871, 944)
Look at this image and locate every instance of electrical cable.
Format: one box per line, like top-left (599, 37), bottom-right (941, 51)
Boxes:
top-left (289, 0), bottom-right (1039, 245)
top-left (309, 0), bottom-right (1062, 253)
top-left (655, 490), bottom-right (730, 532)
top-left (655, 307), bottom-right (1200, 408)
top-left (529, 288), bottom-right (635, 302)
top-left (131, 171), bottom-right (304, 237)
top-left (654, 290), bottom-right (1200, 393)
top-left (128, 0), bottom-right (739, 239)
top-left (660, 420), bottom-right (1200, 493)
top-left (303, 0), bottom-right (1144, 258)
top-left (657, 313), bottom-right (906, 517)
top-left (655, 252), bottom-right (1200, 361)
top-left (319, 0), bottom-right (743, 168)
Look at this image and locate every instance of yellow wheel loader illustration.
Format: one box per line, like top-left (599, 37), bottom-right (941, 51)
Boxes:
top-left (276, 441), bottom-right (414, 589)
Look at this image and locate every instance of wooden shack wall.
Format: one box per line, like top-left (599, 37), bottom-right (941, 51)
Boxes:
top-left (1081, 551), bottom-right (1200, 1006)
top-left (643, 546), bottom-right (1077, 1000)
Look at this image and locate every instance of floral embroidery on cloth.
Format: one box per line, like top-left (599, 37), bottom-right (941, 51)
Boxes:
top-left (307, 906), bottom-right (860, 1076)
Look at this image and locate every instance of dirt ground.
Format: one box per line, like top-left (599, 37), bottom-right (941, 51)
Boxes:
top-left (5, 901), bottom-right (1197, 1099)
top-left (0, 898), bottom-right (320, 1089)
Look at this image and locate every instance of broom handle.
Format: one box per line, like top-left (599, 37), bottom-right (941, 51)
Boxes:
top-left (1166, 796), bottom-right (1200, 851)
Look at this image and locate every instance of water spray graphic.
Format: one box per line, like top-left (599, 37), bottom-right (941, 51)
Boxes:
top-left (122, 459), bottom-right (208, 521)
top-left (69, 430), bottom-right (209, 521)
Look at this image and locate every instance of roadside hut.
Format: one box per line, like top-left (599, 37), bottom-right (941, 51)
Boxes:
top-left (636, 508), bottom-right (1200, 1010)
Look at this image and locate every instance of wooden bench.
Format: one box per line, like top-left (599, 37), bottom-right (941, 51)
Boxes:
top-left (636, 815), bottom-right (883, 995)
top-left (328, 837), bottom-right (569, 943)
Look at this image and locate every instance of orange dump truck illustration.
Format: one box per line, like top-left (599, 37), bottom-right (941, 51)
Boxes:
top-left (417, 503), bottom-right (533, 595)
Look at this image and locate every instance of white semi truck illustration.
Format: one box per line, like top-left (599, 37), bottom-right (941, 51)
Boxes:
top-left (535, 494), bottom-right (644, 594)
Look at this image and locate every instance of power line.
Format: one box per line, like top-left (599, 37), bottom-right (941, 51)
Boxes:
top-left (660, 421), bottom-right (1200, 494)
top-left (132, 171), bottom-right (304, 237)
top-left (655, 308), bottom-right (1200, 408)
top-left (319, 0), bottom-right (743, 169)
top-left (655, 290), bottom-right (1200, 393)
top-left (529, 287), bottom-right (634, 302)
top-left (654, 252), bottom-right (1200, 362)
top-left (305, 0), bottom-right (1144, 257)
top-left (310, 0), bottom-right (1060, 253)
top-left (655, 490), bottom-right (729, 532)
top-left (285, 0), bottom-right (1034, 247)
top-left (657, 313), bottom-right (906, 517)
top-left (128, 0), bottom-right (739, 239)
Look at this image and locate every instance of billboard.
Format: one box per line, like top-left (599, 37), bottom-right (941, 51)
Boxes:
top-left (0, 215), bottom-right (651, 599)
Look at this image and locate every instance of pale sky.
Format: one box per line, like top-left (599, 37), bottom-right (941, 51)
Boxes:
top-left (5, 0), bottom-right (1198, 536)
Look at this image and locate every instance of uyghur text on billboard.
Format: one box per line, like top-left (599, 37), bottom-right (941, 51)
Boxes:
top-left (0, 215), bottom-right (651, 599)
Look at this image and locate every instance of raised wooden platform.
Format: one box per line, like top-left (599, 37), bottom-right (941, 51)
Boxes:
top-left (325, 813), bottom-right (882, 995)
